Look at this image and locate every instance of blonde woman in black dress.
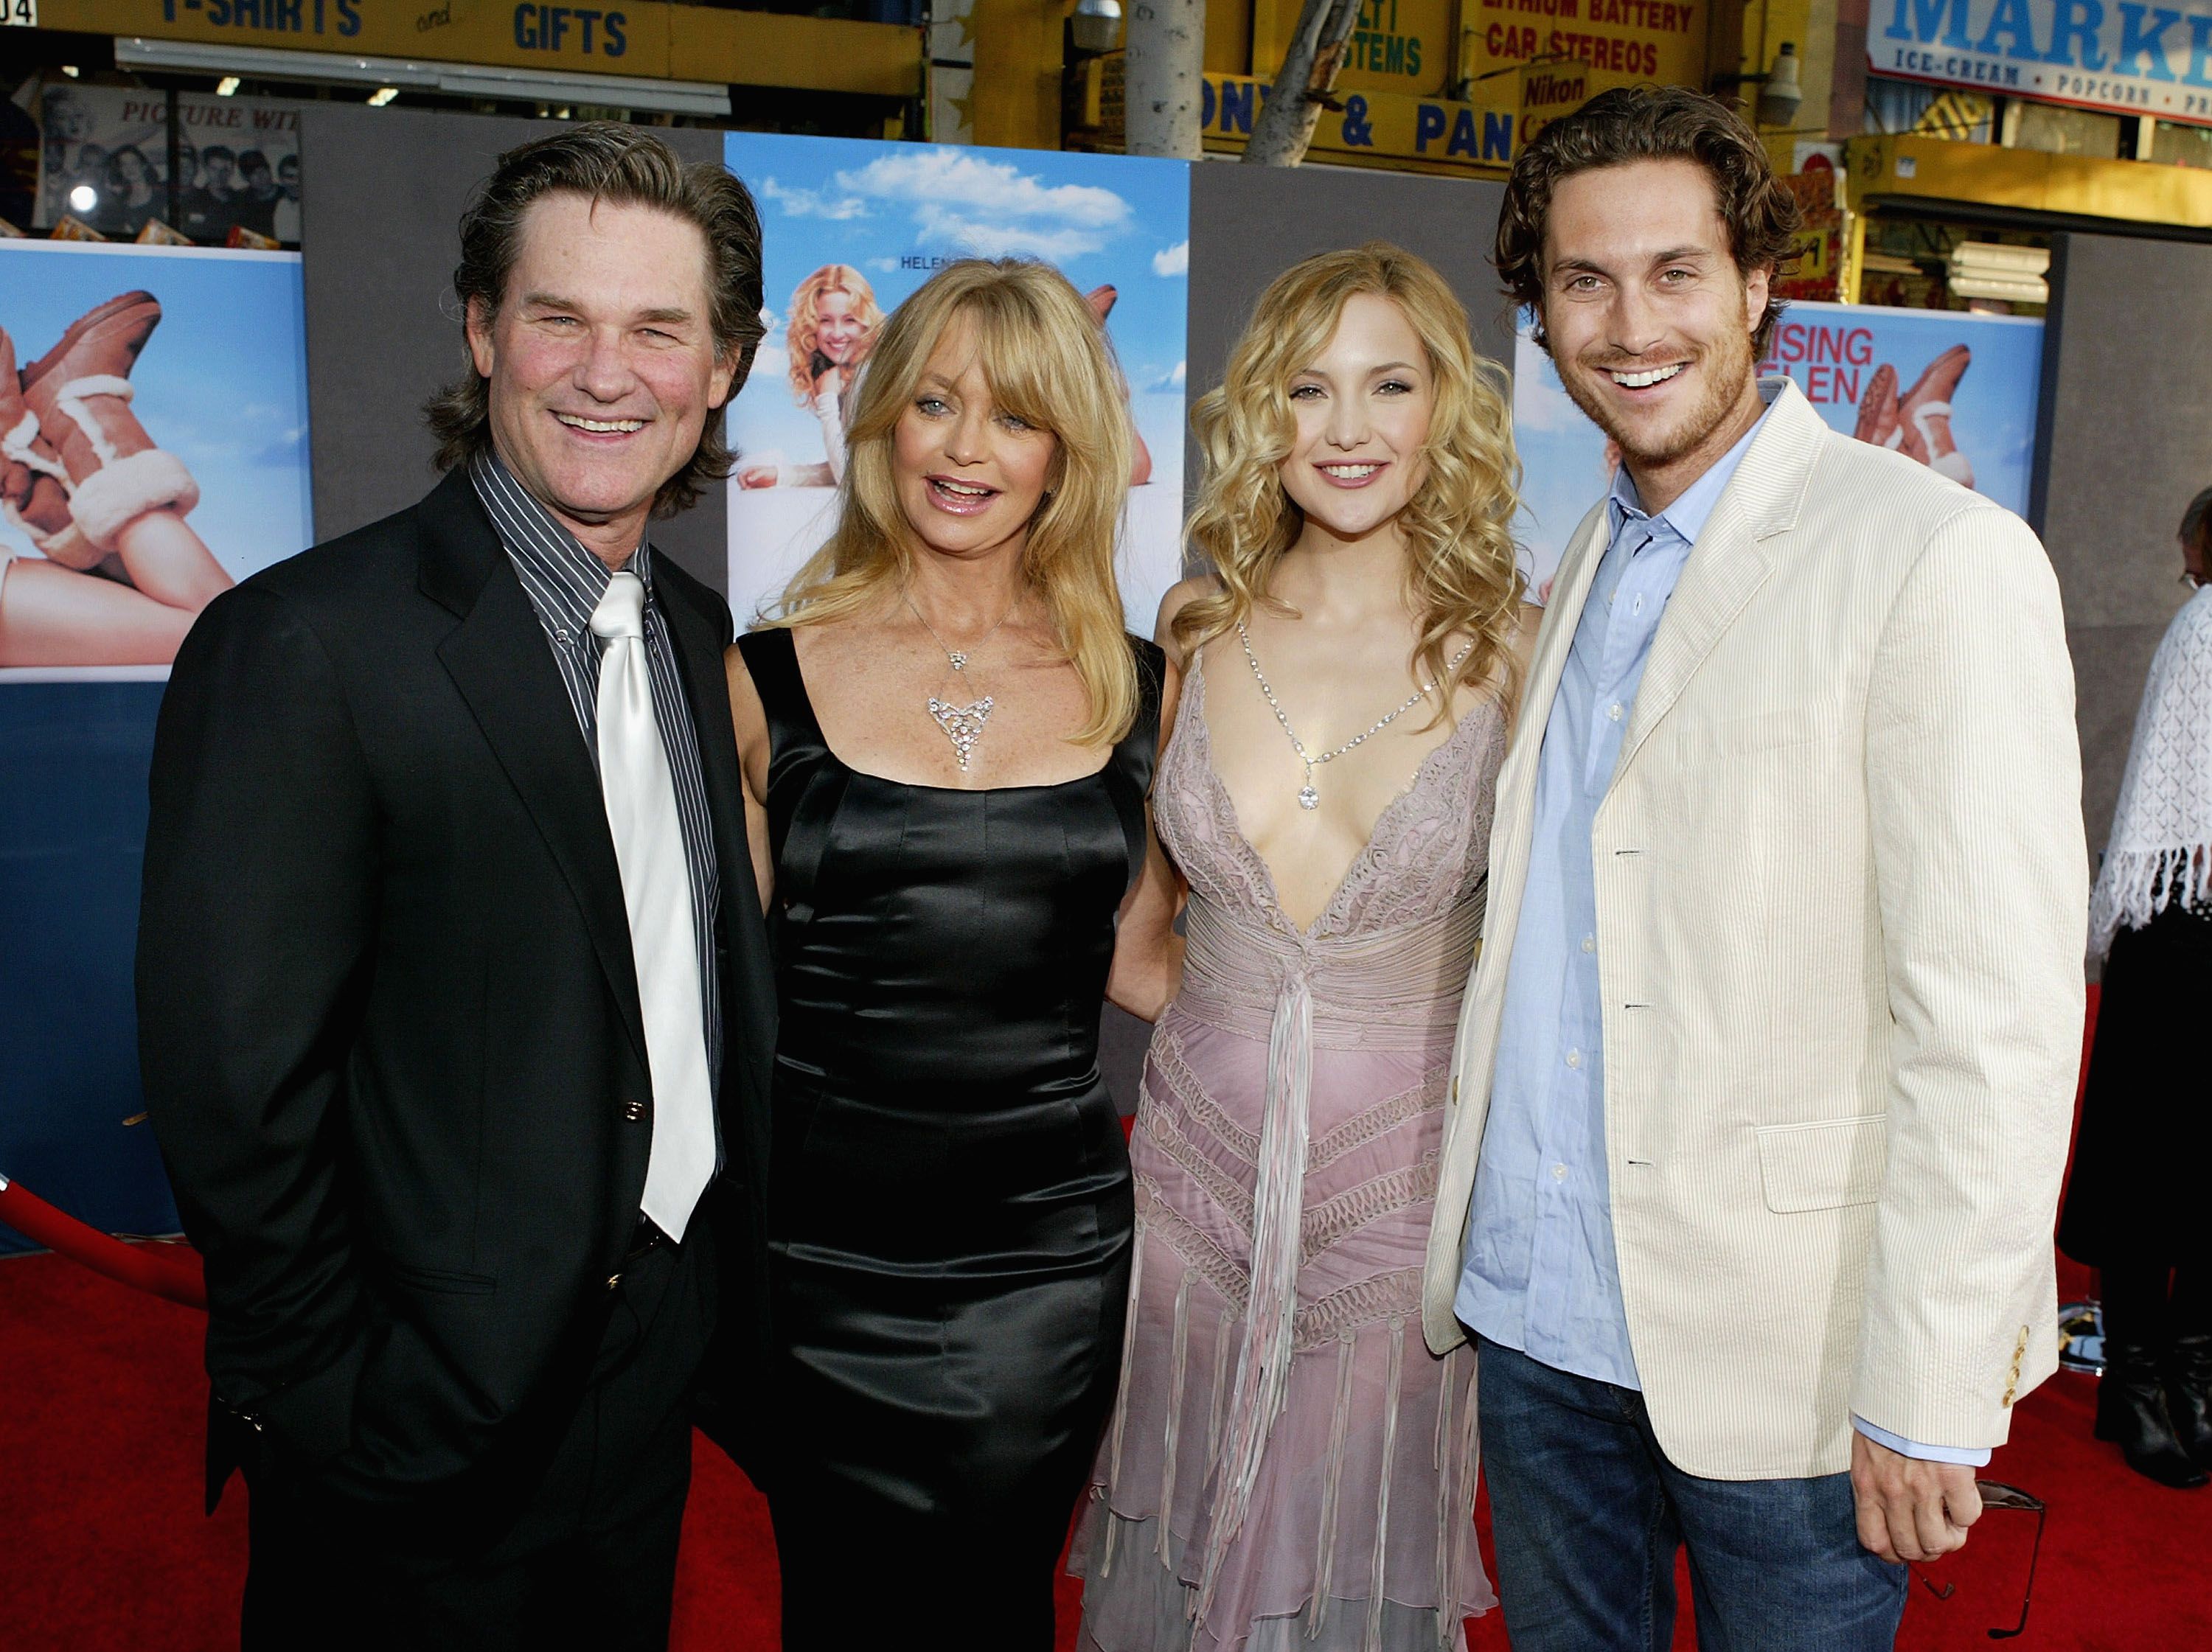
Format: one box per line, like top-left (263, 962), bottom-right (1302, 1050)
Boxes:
top-left (723, 258), bottom-right (1183, 1648)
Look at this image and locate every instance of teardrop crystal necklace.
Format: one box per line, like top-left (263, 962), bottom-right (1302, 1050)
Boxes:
top-left (905, 585), bottom-right (1018, 771)
top-left (1236, 619), bottom-right (1474, 810)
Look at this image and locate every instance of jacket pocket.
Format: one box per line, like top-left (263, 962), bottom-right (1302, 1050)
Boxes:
top-left (1755, 1113), bottom-right (1888, 1213)
top-left (385, 1260), bottom-right (498, 1296)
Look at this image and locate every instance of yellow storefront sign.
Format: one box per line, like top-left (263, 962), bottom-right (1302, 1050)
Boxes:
top-left (1200, 72), bottom-right (1522, 167)
top-left (1517, 59), bottom-right (1644, 146)
top-left (1335, 0), bottom-right (1453, 98)
top-left (31, 0), bottom-right (922, 93)
top-left (1460, 0), bottom-right (1705, 87)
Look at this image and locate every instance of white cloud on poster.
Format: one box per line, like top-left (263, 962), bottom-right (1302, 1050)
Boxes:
top-left (829, 147), bottom-right (1132, 261)
top-left (757, 176), bottom-right (870, 220)
top-left (1152, 360), bottom-right (1186, 391)
top-left (1152, 240), bottom-right (1189, 278)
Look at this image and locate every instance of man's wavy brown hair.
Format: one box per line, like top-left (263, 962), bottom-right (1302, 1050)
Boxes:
top-left (1496, 86), bottom-right (1802, 359)
top-left (424, 122), bottom-right (765, 517)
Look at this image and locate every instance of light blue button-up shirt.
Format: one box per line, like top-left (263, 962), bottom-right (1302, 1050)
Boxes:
top-left (1455, 395), bottom-right (1985, 1467)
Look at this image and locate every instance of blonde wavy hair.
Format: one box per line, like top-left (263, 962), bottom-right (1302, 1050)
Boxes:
top-left (784, 263), bottom-right (885, 403)
top-left (1176, 243), bottom-right (1524, 722)
top-left (765, 259), bottom-right (1139, 747)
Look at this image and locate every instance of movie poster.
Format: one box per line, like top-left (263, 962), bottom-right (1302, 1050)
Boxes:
top-left (1511, 300), bottom-right (2044, 597)
top-left (721, 133), bottom-right (1192, 633)
top-left (35, 82), bottom-right (304, 243)
top-left (0, 240), bottom-right (313, 681)
top-left (0, 239), bottom-right (313, 1251)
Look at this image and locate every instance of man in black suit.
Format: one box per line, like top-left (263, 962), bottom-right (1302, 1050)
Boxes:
top-left (138, 124), bottom-right (773, 1650)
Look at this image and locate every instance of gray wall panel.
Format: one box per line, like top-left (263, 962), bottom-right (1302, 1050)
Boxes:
top-left (299, 107), bottom-right (730, 593)
top-left (2034, 232), bottom-right (2212, 872)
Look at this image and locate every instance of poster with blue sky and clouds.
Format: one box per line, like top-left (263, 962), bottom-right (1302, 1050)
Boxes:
top-left (721, 134), bottom-right (1190, 632)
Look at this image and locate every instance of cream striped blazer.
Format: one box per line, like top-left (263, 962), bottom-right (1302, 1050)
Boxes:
top-left (1421, 381), bottom-right (2088, 1480)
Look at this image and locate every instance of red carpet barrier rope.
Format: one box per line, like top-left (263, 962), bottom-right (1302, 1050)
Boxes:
top-left (0, 1173), bottom-right (206, 1309)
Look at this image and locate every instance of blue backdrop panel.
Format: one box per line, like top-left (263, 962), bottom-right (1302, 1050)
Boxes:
top-left (0, 684), bottom-right (177, 1252)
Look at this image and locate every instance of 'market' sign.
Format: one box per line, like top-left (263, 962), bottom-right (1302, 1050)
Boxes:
top-left (1874, 0), bottom-right (2212, 127)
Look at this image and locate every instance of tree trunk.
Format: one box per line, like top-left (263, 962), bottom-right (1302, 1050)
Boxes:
top-left (1242, 0), bottom-right (1363, 167)
top-left (1124, 0), bottom-right (1206, 159)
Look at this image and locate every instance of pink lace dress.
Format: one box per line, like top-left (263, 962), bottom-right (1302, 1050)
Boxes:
top-left (1074, 644), bottom-right (1505, 1652)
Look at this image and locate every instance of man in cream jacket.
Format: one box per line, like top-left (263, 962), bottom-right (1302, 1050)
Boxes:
top-left (1424, 88), bottom-right (2087, 1648)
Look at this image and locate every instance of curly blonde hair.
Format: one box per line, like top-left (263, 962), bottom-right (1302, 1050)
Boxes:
top-left (1175, 243), bottom-right (1524, 722)
top-left (784, 263), bottom-right (884, 404)
top-left (765, 259), bottom-right (1139, 748)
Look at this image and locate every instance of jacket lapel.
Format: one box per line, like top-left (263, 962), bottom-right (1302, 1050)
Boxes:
top-left (415, 468), bottom-right (650, 1076)
top-left (1612, 383), bottom-right (1824, 781)
top-left (1482, 499), bottom-right (1613, 961)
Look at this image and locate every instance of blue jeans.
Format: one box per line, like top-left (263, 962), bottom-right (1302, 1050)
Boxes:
top-left (1477, 1339), bottom-right (1907, 1652)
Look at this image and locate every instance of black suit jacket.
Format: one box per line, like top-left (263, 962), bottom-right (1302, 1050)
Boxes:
top-left (137, 467), bottom-right (775, 1512)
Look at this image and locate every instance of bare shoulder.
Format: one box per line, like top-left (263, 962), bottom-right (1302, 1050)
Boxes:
top-left (1153, 574), bottom-right (1220, 661)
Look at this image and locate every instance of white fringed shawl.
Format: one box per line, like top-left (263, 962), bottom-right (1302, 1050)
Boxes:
top-left (2088, 585), bottom-right (2212, 959)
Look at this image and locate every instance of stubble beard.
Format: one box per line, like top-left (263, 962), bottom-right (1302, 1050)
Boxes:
top-left (1556, 321), bottom-right (1759, 475)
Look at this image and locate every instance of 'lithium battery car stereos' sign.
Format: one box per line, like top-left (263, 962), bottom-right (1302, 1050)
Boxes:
top-left (1874, 0), bottom-right (2212, 127)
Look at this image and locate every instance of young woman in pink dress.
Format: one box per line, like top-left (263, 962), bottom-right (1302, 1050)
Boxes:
top-left (1074, 244), bottom-right (1534, 1652)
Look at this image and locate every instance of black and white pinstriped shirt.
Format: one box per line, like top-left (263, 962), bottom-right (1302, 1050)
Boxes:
top-left (469, 450), bottom-right (722, 1095)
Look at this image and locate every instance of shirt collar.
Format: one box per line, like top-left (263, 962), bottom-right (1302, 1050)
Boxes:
top-left (1607, 377), bottom-right (1781, 548)
top-left (470, 447), bottom-right (653, 595)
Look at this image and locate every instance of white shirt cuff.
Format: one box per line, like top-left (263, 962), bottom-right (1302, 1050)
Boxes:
top-left (1851, 1415), bottom-right (1992, 1466)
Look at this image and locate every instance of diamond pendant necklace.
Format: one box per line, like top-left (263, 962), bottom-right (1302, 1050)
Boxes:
top-left (1237, 619), bottom-right (1474, 810)
top-left (905, 585), bottom-right (1018, 772)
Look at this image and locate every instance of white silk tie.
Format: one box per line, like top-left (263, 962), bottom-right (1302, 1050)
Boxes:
top-left (591, 571), bottom-right (714, 1241)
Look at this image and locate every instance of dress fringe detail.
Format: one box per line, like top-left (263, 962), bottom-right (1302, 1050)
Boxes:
top-left (1195, 964), bottom-right (1315, 1624)
top-left (1099, 1219), bottom-right (1148, 1580)
top-left (1363, 1321), bottom-right (1407, 1652)
top-left (1308, 1331), bottom-right (1358, 1638)
top-left (1157, 1274), bottom-right (1194, 1561)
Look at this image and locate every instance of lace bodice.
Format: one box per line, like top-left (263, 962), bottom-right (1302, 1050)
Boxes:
top-left (1156, 643), bottom-right (1509, 945)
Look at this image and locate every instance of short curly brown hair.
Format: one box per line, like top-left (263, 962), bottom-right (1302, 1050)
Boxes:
top-left (1496, 86), bottom-right (1802, 359)
top-left (425, 122), bottom-right (765, 517)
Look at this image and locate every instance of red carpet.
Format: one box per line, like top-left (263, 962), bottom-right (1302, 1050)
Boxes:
top-left (1, 1250), bottom-right (2205, 1650)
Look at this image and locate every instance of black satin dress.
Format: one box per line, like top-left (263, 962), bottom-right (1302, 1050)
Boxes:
top-left (738, 627), bottom-right (1161, 1649)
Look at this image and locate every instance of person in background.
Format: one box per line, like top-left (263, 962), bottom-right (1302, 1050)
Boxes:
top-left (2059, 486), bottom-right (2212, 1489)
top-left (1424, 87), bottom-right (2086, 1650)
top-left (723, 257), bottom-right (1178, 1650)
top-left (100, 145), bottom-right (163, 238)
top-left (1075, 243), bottom-right (1531, 1651)
top-left (181, 144), bottom-right (237, 240)
top-left (137, 124), bottom-right (776, 1649)
top-left (274, 154), bottom-right (302, 243)
top-left (233, 148), bottom-right (281, 238)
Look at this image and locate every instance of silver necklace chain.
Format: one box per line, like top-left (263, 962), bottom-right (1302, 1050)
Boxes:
top-left (1235, 619), bottom-right (1474, 811)
top-left (905, 585), bottom-right (1019, 773)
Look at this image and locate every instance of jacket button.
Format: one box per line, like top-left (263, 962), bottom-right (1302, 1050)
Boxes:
top-left (623, 1099), bottom-right (647, 1123)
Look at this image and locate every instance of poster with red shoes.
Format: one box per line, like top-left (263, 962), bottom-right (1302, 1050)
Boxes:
top-left (0, 238), bottom-right (311, 677)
